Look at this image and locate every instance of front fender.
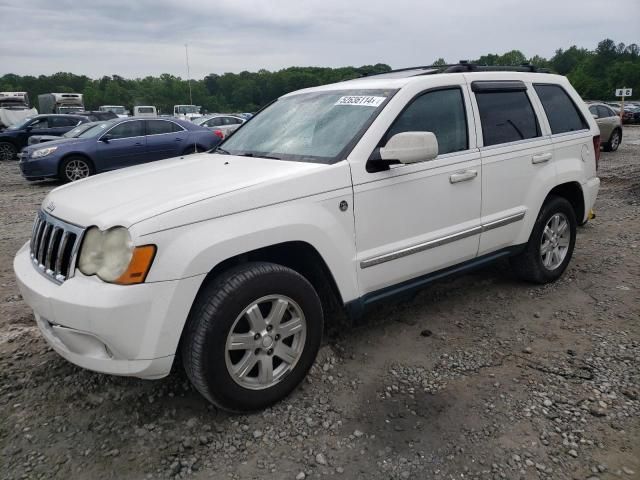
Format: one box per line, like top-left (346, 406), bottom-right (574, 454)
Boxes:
top-left (135, 187), bottom-right (359, 304)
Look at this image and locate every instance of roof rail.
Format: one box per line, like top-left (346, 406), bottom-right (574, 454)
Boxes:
top-left (364, 61), bottom-right (551, 78)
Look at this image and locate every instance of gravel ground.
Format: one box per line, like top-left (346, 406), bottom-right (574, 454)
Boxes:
top-left (0, 129), bottom-right (638, 480)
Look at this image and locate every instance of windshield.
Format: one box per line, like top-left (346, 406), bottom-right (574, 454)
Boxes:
top-left (76, 121), bottom-right (115, 138)
top-left (102, 106), bottom-right (125, 114)
top-left (219, 89), bottom-right (394, 163)
top-left (137, 107), bottom-right (154, 113)
top-left (176, 105), bottom-right (198, 114)
top-left (7, 117), bottom-right (35, 130)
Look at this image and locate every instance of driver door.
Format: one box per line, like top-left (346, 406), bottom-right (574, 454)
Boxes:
top-left (352, 86), bottom-right (483, 296)
top-left (96, 120), bottom-right (147, 170)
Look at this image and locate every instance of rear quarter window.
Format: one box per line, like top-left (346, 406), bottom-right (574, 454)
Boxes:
top-left (534, 84), bottom-right (588, 134)
top-left (475, 90), bottom-right (540, 147)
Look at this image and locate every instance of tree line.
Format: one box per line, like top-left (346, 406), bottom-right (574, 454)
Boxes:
top-left (0, 39), bottom-right (637, 115)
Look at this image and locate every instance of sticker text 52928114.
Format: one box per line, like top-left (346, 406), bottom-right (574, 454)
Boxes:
top-left (335, 96), bottom-right (386, 107)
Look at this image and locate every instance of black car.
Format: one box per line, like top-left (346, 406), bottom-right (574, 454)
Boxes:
top-left (0, 114), bottom-right (90, 160)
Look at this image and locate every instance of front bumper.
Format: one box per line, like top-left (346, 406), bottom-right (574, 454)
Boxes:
top-left (14, 242), bottom-right (205, 379)
top-left (19, 154), bottom-right (60, 179)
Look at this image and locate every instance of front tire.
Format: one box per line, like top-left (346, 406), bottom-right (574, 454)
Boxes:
top-left (182, 262), bottom-right (324, 412)
top-left (0, 142), bottom-right (17, 161)
top-left (510, 196), bottom-right (577, 284)
top-left (59, 156), bottom-right (94, 182)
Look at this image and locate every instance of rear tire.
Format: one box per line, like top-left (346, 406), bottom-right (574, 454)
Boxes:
top-left (59, 156), bottom-right (94, 183)
top-left (510, 196), bottom-right (577, 284)
top-left (603, 129), bottom-right (621, 152)
top-left (0, 142), bottom-right (17, 161)
top-left (181, 262), bottom-right (324, 412)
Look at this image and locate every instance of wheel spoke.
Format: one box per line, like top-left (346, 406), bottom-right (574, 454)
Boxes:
top-left (557, 220), bottom-right (568, 236)
top-left (274, 344), bottom-right (297, 364)
top-left (228, 333), bottom-right (255, 351)
top-left (245, 304), bottom-right (267, 332)
top-left (551, 214), bottom-right (560, 232)
top-left (277, 317), bottom-right (303, 339)
top-left (258, 357), bottom-right (274, 384)
top-left (558, 235), bottom-right (570, 248)
top-left (233, 351), bottom-right (258, 378)
top-left (543, 226), bottom-right (553, 241)
top-left (541, 241), bottom-right (552, 254)
top-left (266, 298), bottom-right (289, 329)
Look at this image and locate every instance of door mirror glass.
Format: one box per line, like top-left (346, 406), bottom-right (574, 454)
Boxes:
top-left (380, 132), bottom-right (438, 164)
top-left (100, 134), bottom-right (112, 142)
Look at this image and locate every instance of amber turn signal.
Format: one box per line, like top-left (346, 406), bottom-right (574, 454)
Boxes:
top-left (115, 245), bottom-right (157, 285)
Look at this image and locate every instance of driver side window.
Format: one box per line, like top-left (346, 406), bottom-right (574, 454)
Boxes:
top-left (384, 88), bottom-right (468, 155)
top-left (29, 118), bottom-right (49, 129)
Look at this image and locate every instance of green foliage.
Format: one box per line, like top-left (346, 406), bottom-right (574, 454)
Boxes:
top-left (1, 39), bottom-right (638, 113)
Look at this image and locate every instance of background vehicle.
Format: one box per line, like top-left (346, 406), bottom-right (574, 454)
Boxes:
top-left (13, 65), bottom-right (601, 413)
top-left (0, 92), bottom-right (38, 130)
top-left (173, 104), bottom-right (202, 121)
top-left (0, 114), bottom-right (89, 161)
top-left (133, 106), bottom-right (157, 117)
top-left (38, 93), bottom-right (84, 114)
top-left (67, 110), bottom-right (118, 121)
top-left (588, 102), bottom-right (623, 151)
top-left (192, 114), bottom-right (245, 138)
top-left (99, 105), bottom-right (129, 118)
top-left (27, 121), bottom-right (100, 146)
top-left (19, 117), bottom-right (221, 182)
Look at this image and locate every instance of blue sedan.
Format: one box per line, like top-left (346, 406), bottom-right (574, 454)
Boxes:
top-left (19, 117), bottom-right (222, 182)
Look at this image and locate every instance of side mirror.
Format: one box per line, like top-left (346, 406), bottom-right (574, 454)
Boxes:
top-left (380, 131), bottom-right (438, 164)
top-left (100, 134), bottom-right (112, 143)
top-left (591, 113), bottom-right (599, 119)
top-left (25, 125), bottom-right (33, 131)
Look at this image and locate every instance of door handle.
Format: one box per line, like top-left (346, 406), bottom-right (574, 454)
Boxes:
top-left (532, 152), bottom-right (552, 164)
top-left (175, 138), bottom-right (183, 142)
top-left (449, 170), bottom-right (478, 184)
top-left (134, 142), bottom-right (144, 146)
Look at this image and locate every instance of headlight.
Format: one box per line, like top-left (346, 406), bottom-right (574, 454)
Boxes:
top-left (31, 146), bottom-right (58, 158)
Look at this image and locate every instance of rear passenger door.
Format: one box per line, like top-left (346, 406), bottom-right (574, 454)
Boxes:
top-left (470, 80), bottom-right (554, 255)
top-left (145, 119), bottom-right (188, 160)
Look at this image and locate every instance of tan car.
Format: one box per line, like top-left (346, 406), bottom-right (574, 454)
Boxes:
top-left (588, 102), bottom-right (622, 151)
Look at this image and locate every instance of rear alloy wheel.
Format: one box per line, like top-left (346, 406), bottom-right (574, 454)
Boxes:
top-left (0, 142), bottom-right (17, 161)
top-left (604, 129), bottom-right (621, 152)
top-left (60, 156), bottom-right (93, 182)
top-left (510, 195), bottom-right (577, 284)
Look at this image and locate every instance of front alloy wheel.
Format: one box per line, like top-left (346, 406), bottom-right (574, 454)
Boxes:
top-left (61, 157), bottom-right (92, 182)
top-left (225, 295), bottom-right (306, 390)
top-left (182, 262), bottom-right (323, 412)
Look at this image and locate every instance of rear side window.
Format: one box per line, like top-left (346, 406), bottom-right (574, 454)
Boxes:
top-left (475, 91), bottom-right (540, 146)
top-left (386, 88), bottom-right (468, 155)
top-left (534, 84), bottom-right (588, 134)
top-left (50, 116), bottom-right (79, 127)
top-left (597, 105), bottom-right (613, 118)
top-left (146, 120), bottom-right (173, 135)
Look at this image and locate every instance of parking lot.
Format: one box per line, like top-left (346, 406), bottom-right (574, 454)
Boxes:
top-left (0, 129), bottom-right (638, 479)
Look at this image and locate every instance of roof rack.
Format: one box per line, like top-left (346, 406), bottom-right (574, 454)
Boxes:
top-left (364, 61), bottom-right (551, 78)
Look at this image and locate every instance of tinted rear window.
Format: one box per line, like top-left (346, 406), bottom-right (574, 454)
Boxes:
top-left (534, 84), bottom-right (588, 134)
top-left (146, 120), bottom-right (173, 135)
top-left (475, 91), bottom-right (540, 146)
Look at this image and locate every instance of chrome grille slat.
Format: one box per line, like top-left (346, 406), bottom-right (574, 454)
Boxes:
top-left (55, 231), bottom-right (70, 275)
top-left (29, 210), bottom-right (85, 285)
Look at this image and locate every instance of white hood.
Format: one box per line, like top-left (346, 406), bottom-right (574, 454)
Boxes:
top-left (42, 153), bottom-right (347, 231)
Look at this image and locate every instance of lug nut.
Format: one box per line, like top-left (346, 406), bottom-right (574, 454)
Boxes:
top-left (254, 333), bottom-right (261, 340)
top-left (266, 325), bottom-right (273, 332)
top-left (274, 334), bottom-right (280, 341)
top-left (254, 348), bottom-right (261, 355)
top-left (267, 348), bottom-right (273, 355)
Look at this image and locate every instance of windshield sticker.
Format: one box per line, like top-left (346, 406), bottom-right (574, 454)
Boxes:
top-left (335, 96), bottom-right (386, 107)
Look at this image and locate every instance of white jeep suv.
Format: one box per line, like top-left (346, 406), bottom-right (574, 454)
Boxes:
top-left (14, 64), bottom-right (600, 412)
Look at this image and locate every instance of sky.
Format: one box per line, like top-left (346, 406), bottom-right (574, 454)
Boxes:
top-left (1, 0), bottom-right (638, 79)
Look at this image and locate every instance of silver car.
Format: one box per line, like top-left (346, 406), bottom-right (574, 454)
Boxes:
top-left (588, 102), bottom-right (623, 152)
top-left (193, 114), bottom-right (245, 138)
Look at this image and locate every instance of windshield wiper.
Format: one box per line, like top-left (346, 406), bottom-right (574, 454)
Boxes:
top-left (213, 147), bottom-right (230, 155)
top-left (237, 152), bottom-right (282, 160)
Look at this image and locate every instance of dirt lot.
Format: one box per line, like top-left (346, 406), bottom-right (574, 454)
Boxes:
top-left (1, 130), bottom-right (638, 480)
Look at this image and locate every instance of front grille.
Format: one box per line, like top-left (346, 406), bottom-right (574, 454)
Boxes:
top-left (30, 210), bottom-right (85, 284)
